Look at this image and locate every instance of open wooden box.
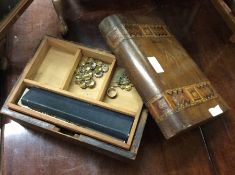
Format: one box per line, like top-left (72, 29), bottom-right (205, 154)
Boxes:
top-left (3, 36), bottom-right (148, 159)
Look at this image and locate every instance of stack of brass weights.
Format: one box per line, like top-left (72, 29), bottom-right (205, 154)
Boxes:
top-left (75, 57), bottom-right (109, 89)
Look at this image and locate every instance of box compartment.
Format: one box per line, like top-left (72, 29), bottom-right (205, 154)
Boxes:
top-left (26, 39), bottom-right (81, 89)
top-left (67, 49), bottom-right (114, 100)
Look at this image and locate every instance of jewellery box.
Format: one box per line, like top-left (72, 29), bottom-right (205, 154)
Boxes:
top-left (1, 36), bottom-right (148, 160)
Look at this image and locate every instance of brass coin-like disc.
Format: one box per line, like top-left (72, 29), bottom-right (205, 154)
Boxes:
top-left (107, 87), bottom-right (118, 99)
top-left (95, 71), bottom-right (103, 78)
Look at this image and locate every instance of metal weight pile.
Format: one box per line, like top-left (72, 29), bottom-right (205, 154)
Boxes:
top-left (75, 57), bottom-right (109, 89)
top-left (116, 73), bottom-right (133, 91)
top-left (107, 71), bottom-right (134, 99)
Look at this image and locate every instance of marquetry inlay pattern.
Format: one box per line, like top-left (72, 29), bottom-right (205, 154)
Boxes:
top-left (106, 24), bottom-right (171, 48)
top-left (163, 81), bottom-right (218, 113)
top-left (124, 24), bottom-right (171, 38)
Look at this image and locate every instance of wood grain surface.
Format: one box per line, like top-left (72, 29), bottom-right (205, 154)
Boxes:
top-left (1, 0), bottom-right (235, 174)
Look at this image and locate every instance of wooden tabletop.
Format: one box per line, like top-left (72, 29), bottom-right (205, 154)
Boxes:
top-left (1, 0), bottom-right (235, 174)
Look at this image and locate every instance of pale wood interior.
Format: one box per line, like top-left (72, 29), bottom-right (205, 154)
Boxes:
top-left (7, 36), bottom-right (144, 150)
top-left (29, 45), bottom-right (80, 89)
top-left (61, 50), bottom-right (82, 90)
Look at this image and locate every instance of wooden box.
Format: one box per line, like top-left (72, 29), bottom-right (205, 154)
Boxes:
top-left (99, 14), bottom-right (229, 139)
top-left (1, 36), bottom-right (148, 160)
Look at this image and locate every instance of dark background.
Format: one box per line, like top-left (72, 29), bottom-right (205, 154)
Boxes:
top-left (1, 0), bottom-right (235, 174)
top-left (0, 0), bottom-right (21, 20)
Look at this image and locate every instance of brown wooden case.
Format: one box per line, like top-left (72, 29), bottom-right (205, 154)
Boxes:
top-left (99, 14), bottom-right (229, 139)
top-left (0, 36), bottom-right (148, 160)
